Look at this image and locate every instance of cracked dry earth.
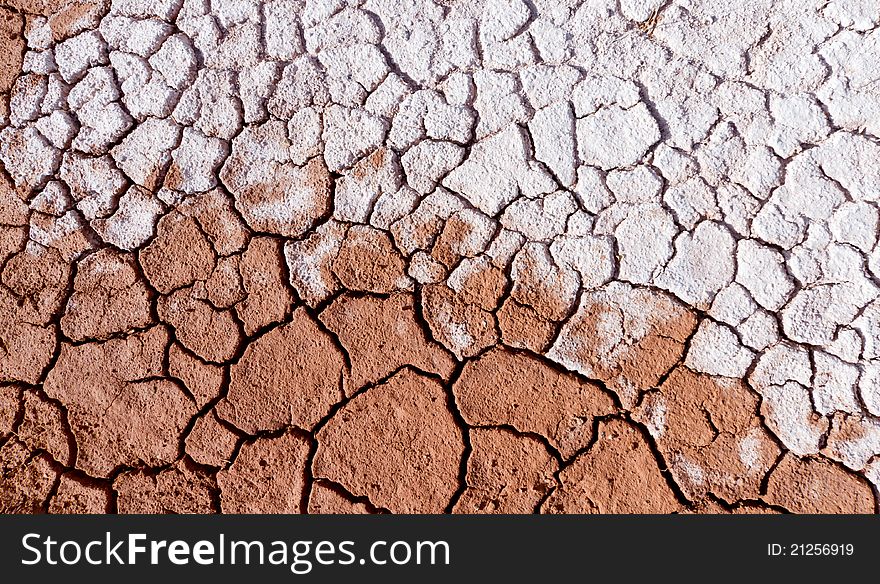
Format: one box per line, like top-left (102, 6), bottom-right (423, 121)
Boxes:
top-left (1, 0), bottom-right (880, 516)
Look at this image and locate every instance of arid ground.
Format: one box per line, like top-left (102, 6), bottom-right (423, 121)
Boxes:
top-left (1, 0), bottom-right (879, 514)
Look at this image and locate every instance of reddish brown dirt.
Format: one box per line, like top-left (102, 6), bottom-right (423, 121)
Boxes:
top-left (314, 368), bottom-right (465, 513)
top-left (0, 8), bottom-right (24, 95)
top-left (216, 309), bottom-right (345, 434)
top-left (764, 454), bottom-right (875, 514)
top-left (217, 430), bottom-right (311, 514)
top-left (543, 419), bottom-right (681, 514)
top-left (454, 347), bottom-right (616, 459)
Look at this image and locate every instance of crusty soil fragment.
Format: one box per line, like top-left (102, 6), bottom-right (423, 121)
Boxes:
top-left (217, 309), bottom-right (344, 434)
top-left (18, 390), bottom-right (73, 466)
top-left (140, 211), bottom-right (215, 294)
top-left (633, 367), bottom-right (780, 503)
top-left (218, 430), bottom-right (311, 514)
top-left (185, 411), bottom-right (239, 468)
top-left (549, 283), bottom-right (697, 408)
top-left (49, 473), bottom-right (111, 514)
top-left (455, 347), bottom-right (615, 459)
top-left (43, 326), bottom-right (196, 477)
top-left (764, 454), bottom-right (875, 514)
top-left (0, 8), bottom-right (24, 94)
top-left (454, 428), bottom-right (558, 514)
top-left (320, 292), bottom-right (456, 393)
top-left (61, 248), bottom-right (153, 341)
top-left (167, 341), bottom-right (225, 408)
top-left (115, 459), bottom-right (215, 514)
top-left (308, 482), bottom-right (373, 514)
top-left (314, 368), bottom-right (465, 513)
top-left (544, 419), bottom-right (681, 514)
top-left (0, 439), bottom-right (58, 513)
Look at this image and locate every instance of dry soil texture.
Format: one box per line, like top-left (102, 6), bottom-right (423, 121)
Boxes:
top-left (1, 0), bottom-right (880, 514)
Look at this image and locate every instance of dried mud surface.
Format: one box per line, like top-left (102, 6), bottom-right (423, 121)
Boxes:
top-left (1, 0), bottom-right (880, 514)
